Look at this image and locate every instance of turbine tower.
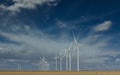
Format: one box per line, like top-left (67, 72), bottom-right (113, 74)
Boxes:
top-left (39, 57), bottom-right (42, 70)
top-left (18, 63), bottom-right (21, 71)
top-left (68, 43), bottom-right (72, 71)
top-left (59, 52), bottom-right (63, 70)
top-left (54, 55), bottom-right (59, 70)
top-left (68, 49), bottom-right (71, 71)
top-left (65, 49), bottom-right (68, 70)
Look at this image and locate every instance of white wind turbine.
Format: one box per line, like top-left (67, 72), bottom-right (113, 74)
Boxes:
top-left (63, 42), bottom-right (73, 71)
top-left (17, 63), bottom-right (21, 71)
top-left (8, 59), bottom-right (22, 71)
top-left (59, 52), bottom-right (63, 70)
top-left (54, 55), bottom-right (59, 70)
top-left (72, 32), bottom-right (80, 71)
top-left (59, 51), bottom-right (67, 71)
top-left (67, 43), bottom-right (73, 71)
top-left (39, 57), bottom-right (42, 70)
top-left (65, 49), bottom-right (68, 70)
top-left (55, 50), bottom-right (66, 71)
top-left (39, 56), bottom-right (46, 70)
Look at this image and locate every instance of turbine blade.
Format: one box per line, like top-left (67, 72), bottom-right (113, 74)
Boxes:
top-left (68, 42), bottom-right (73, 50)
top-left (72, 31), bottom-right (78, 45)
top-left (71, 45), bottom-right (77, 56)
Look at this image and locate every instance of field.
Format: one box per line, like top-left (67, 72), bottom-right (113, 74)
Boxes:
top-left (0, 71), bottom-right (120, 75)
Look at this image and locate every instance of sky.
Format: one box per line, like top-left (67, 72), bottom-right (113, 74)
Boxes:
top-left (0, 0), bottom-right (120, 70)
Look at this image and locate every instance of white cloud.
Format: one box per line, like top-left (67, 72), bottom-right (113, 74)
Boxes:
top-left (56, 20), bottom-right (68, 28)
top-left (0, 0), bottom-right (57, 12)
top-left (0, 28), bottom-right (70, 56)
top-left (8, 59), bottom-right (29, 63)
top-left (94, 21), bottom-right (112, 32)
top-left (56, 20), bottom-right (76, 29)
top-left (0, 22), bottom-right (119, 69)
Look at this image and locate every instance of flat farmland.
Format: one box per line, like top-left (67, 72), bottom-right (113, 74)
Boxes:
top-left (0, 71), bottom-right (120, 75)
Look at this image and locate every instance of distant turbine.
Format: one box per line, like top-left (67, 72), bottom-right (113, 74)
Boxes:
top-left (59, 52), bottom-right (63, 70)
top-left (65, 49), bottom-right (68, 70)
top-left (18, 63), bottom-right (21, 71)
top-left (68, 43), bottom-right (72, 71)
top-left (8, 59), bottom-right (22, 71)
top-left (39, 56), bottom-right (45, 70)
top-left (64, 42), bottom-right (73, 71)
top-left (59, 51), bottom-right (66, 71)
top-left (39, 57), bottom-right (42, 70)
top-left (54, 55), bottom-right (59, 70)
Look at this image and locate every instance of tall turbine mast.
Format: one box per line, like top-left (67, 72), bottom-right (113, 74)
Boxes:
top-left (59, 52), bottom-right (64, 71)
top-left (54, 56), bottom-right (58, 70)
top-left (68, 43), bottom-right (72, 71)
top-left (39, 57), bottom-right (42, 70)
top-left (68, 49), bottom-right (71, 71)
top-left (72, 32), bottom-right (80, 71)
top-left (18, 63), bottom-right (21, 71)
top-left (65, 49), bottom-right (68, 70)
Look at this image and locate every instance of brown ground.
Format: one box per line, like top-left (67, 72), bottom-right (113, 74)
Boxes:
top-left (0, 71), bottom-right (120, 75)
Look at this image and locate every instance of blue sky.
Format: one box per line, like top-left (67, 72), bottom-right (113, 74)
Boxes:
top-left (0, 0), bottom-right (120, 70)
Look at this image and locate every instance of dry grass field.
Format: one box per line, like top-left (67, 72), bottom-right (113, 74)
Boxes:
top-left (0, 71), bottom-right (120, 75)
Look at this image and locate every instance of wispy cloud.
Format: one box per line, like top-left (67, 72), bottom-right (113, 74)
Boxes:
top-left (56, 20), bottom-right (76, 29)
top-left (0, 0), bottom-right (57, 12)
top-left (0, 25), bottom-right (70, 58)
top-left (56, 20), bottom-right (68, 28)
top-left (94, 21), bottom-right (112, 32)
top-left (0, 19), bottom-right (119, 69)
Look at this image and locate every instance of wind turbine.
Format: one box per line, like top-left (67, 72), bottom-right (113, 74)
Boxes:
top-left (54, 55), bottom-right (59, 70)
top-left (17, 63), bottom-right (21, 71)
top-left (72, 32), bottom-right (80, 71)
top-left (8, 59), bottom-right (22, 71)
top-left (39, 56), bottom-right (46, 70)
top-left (39, 57), bottom-right (42, 70)
top-left (68, 43), bottom-right (73, 71)
top-left (65, 49), bottom-right (68, 70)
top-left (64, 42), bottom-right (73, 71)
top-left (59, 51), bottom-right (67, 71)
top-left (59, 52), bottom-right (63, 70)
